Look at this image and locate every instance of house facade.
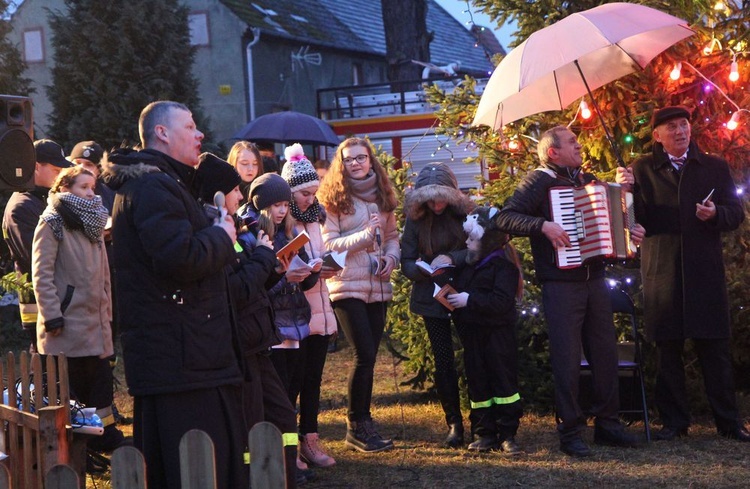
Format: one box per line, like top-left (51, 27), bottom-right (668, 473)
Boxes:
top-left (9, 0), bottom-right (502, 187)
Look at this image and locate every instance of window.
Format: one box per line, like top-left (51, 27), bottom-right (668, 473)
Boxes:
top-left (352, 63), bottom-right (363, 86)
top-left (23, 29), bottom-right (43, 63)
top-left (189, 12), bottom-right (209, 47)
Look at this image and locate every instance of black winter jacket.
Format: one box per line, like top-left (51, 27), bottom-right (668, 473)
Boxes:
top-left (2, 187), bottom-right (47, 329)
top-left (268, 229), bottom-right (318, 341)
top-left (400, 163), bottom-right (474, 318)
top-left (496, 165), bottom-right (606, 283)
top-left (3, 187), bottom-right (48, 276)
top-left (236, 203), bottom-right (318, 342)
top-left (228, 229), bottom-right (282, 358)
top-left (451, 250), bottom-right (518, 329)
top-left (103, 148), bottom-right (242, 396)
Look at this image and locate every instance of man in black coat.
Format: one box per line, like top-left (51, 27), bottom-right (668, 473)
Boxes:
top-left (103, 101), bottom-right (246, 487)
top-left (617, 105), bottom-right (748, 442)
top-left (2, 139), bottom-right (72, 343)
top-left (496, 126), bottom-right (641, 457)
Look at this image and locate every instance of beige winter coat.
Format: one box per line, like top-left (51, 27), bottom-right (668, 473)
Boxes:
top-left (295, 216), bottom-right (337, 336)
top-left (32, 221), bottom-right (113, 358)
top-left (322, 198), bottom-right (400, 303)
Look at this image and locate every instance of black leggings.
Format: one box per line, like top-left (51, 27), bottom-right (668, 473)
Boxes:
top-left (289, 334), bottom-right (332, 434)
top-left (331, 298), bottom-right (388, 422)
top-left (422, 316), bottom-right (463, 425)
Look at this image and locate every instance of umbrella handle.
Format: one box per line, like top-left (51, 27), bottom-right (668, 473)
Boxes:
top-left (574, 60), bottom-right (627, 168)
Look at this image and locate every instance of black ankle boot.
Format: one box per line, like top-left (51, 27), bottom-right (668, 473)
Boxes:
top-left (445, 422), bottom-right (464, 448)
top-left (345, 419), bottom-right (394, 453)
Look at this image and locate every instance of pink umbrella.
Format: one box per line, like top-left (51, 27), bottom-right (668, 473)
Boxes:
top-left (472, 2), bottom-right (694, 165)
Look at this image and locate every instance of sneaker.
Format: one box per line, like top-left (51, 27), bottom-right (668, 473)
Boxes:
top-left (467, 435), bottom-right (499, 452)
top-left (345, 419), bottom-right (394, 453)
top-left (300, 433), bottom-right (336, 467)
top-left (500, 436), bottom-right (522, 455)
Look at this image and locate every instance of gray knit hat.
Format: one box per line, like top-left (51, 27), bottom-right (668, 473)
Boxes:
top-left (250, 173), bottom-right (292, 210)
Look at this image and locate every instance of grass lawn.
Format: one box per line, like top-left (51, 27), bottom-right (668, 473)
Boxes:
top-left (95, 336), bottom-right (750, 489)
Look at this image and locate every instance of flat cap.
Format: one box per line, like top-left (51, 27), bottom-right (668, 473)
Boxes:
top-left (652, 106), bottom-right (691, 130)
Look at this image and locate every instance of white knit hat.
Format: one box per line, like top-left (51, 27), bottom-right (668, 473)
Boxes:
top-left (281, 143), bottom-right (319, 192)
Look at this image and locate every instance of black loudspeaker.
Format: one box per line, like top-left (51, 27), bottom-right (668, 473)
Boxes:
top-left (0, 95), bottom-right (35, 191)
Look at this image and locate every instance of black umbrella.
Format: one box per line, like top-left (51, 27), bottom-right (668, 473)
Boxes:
top-left (233, 111), bottom-right (341, 146)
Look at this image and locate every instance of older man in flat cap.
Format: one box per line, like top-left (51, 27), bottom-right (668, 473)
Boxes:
top-left (617, 105), bottom-right (748, 442)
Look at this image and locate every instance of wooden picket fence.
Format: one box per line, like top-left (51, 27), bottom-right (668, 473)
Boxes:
top-left (1, 352), bottom-right (285, 489)
top-left (1, 425), bottom-right (285, 489)
top-left (0, 352), bottom-right (84, 489)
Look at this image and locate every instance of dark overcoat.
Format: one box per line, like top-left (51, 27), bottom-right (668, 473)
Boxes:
top-left (103, 149), bottom-right (242, 396)
top-left (631, 141), bottom-right (744, 341)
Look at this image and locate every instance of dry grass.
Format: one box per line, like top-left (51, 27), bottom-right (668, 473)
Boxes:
top-left (92, 338), bottom-right (750, 489)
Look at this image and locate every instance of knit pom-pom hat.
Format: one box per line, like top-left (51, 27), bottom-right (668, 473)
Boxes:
top-left (282, 143), bottom-right (319, 192)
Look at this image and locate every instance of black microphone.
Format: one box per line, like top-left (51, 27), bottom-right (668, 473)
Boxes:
top-left (367, 203), bottom-right (381, 246)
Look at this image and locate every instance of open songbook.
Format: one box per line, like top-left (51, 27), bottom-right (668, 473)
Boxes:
top-left (322, 250), bottom-right (347, 271)
top-left (276, 231), bottom-right (310, 261)
top-left (416, 260), bottom-right (455, 277)
top-left (286, 255), bottom-right (323, 273)
top-left (433, 283), bottom-right (458, 311)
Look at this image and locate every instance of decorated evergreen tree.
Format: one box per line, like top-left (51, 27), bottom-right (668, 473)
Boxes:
top-left (46, 0), bottom-right (210, 149)
top-left (390, 0), bottom-right (750, 409)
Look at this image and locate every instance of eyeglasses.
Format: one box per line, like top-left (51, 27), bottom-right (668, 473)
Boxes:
top-left (342, 154), bottom-right (369, 166)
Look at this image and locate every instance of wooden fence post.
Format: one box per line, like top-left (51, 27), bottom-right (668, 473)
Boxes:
top-left (0, 464), bottom-right (10, 489)
top-left (111, 446), bottom-right (146, 489)
top-left (248, 422), bottom-right (285, 489)
top-left (179, 429), bottom-right (217, 489)
top-left (38, 406), bottom-right (69, 475)
top-left (44, 464), bottom-right (79, 488)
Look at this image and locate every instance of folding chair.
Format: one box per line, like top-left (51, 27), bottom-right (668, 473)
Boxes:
top-left (580, 286), bottom-right (651, 441)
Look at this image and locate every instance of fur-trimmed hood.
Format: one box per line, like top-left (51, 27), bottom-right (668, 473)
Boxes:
top-left (404, 162), bottom-right (474, 220)
top-left (100, 148), bottom-right (166, 191)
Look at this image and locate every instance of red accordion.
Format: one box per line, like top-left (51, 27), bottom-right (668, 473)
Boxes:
top-left (549, 182), bottom-right (637, 269)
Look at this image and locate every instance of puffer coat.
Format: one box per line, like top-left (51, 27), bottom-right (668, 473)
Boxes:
top-left (322, 198), bottom-right (400, 303)
top-left (293, 204), bottom-right (337, 336)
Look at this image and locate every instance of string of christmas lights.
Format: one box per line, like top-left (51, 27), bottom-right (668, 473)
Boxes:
top-left (461, 0), bottom-right (498, 70)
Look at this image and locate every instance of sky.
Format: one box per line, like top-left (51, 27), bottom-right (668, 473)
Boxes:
top-left (434, 0), bottom-right (515, 51)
